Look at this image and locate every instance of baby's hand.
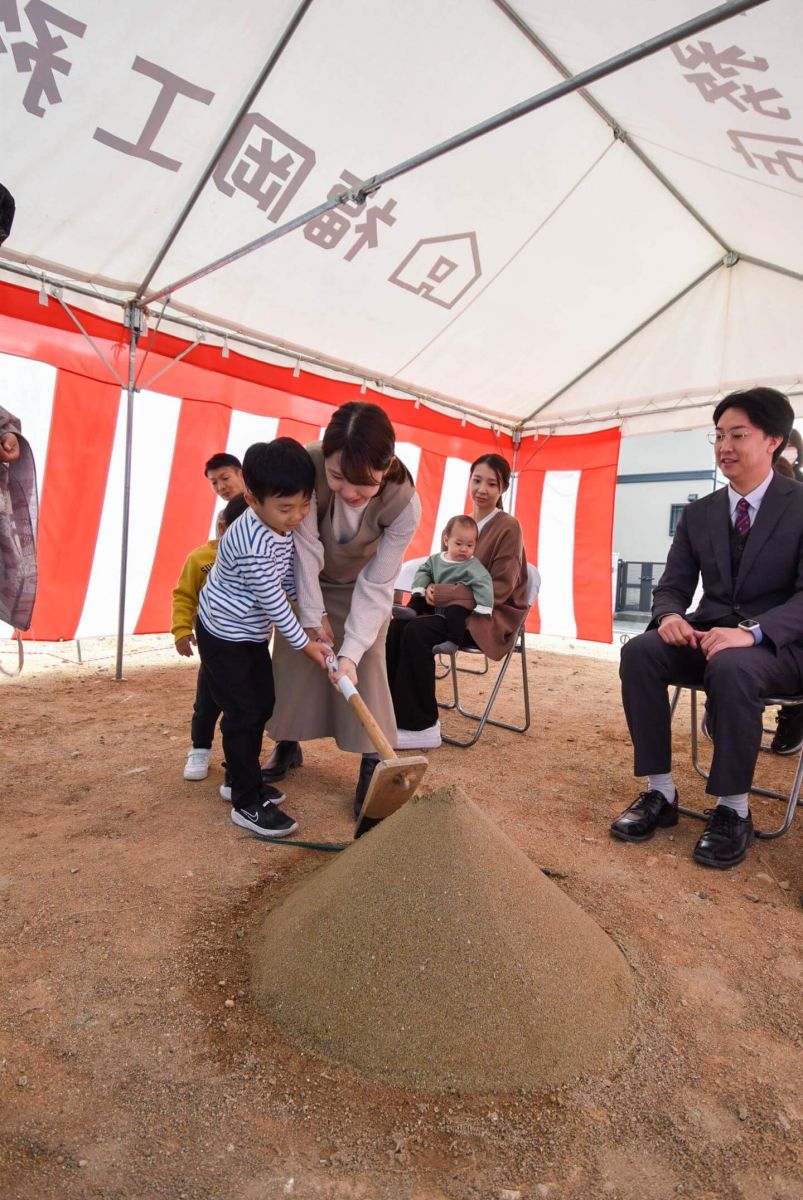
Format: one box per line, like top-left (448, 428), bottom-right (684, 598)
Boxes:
top-left (302, 638), bottom-right (330, 670)
top-left (175, 634), bottom-right (195, 657)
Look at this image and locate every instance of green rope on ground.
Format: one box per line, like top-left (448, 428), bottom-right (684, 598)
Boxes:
top-left (242, 834), bottom-right (349, 852)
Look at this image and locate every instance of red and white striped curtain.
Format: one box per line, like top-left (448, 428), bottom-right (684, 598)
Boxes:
top-left (0, 283), bottom-right (620, 643)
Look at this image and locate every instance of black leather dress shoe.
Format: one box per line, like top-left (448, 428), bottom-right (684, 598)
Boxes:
top-left (770, 705), bottom-right (803, 755)
top-left (693, 805), bottom-right (753, 869)
top-left (261, 740), bottom-right (303, 783)
top-left (610, 789), bottom-right (679, 843)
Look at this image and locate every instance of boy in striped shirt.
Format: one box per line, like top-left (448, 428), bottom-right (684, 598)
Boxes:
top-left (196, 439), bottom-right (329, 838)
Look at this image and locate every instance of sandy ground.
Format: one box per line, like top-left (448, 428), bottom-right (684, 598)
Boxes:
top-left (0, 633), bottom-right (801, 1200)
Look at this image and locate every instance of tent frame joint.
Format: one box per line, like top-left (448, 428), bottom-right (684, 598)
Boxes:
top-left (123, 301), bottom-right (147, 336)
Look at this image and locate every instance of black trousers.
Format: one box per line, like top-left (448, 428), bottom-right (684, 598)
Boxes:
top-left (190, 664), bottom-right (221, 749)
top-left (407, 596), bottom-right (468, 645)
top-left (387, 609), bottom-right (476, 730)
top-left (195, 617), bottom-right (274, 810)
top-left (620, 629), bottom-right (803, 795)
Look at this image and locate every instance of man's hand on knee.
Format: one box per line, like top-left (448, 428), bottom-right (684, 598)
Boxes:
top-left (695, 626), bottom-right (755, 659)
top-left (657, 614), bottom-right (698, 647)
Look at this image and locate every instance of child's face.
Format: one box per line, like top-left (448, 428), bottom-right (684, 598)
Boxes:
top-left (444, 527), bottom-right (476, 562)
top-left (246, 490), bottom-right (311, 536)
top-left (206, 466), bottom-right (244, 500)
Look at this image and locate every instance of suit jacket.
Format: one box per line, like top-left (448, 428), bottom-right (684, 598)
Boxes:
top-left (651, 473), bottom-right (803, 654)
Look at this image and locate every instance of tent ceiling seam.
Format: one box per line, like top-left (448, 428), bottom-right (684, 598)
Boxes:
top-left (490, 0), bottom-right (732, 253)
top-left (134, 0), bottom-right (317, 300)
top-left (388, 138), bottom-right (615, 382)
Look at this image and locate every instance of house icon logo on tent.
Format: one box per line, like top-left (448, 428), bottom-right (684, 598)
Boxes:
top-left (389, 233), bottom-right (481, 309)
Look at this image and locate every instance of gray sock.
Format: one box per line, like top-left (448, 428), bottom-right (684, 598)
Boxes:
top-left (716, 793), bottom-right (749, 818)
top-left (647, 773), bottom-right (676, 804)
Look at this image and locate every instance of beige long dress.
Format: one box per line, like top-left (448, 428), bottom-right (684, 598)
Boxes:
top-left (269, 444), bottom-right (418, 754)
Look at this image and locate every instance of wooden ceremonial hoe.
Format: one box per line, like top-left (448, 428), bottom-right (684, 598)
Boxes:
top-left (327, 657), bottom-right (429, 837)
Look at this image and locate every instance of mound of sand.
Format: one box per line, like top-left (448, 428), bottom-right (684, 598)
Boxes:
top-left (251, 785), bottom-right (634, 1091)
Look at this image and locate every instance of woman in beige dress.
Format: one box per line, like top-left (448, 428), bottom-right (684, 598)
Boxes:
top-left (266, 402), bottom-right (420, 812)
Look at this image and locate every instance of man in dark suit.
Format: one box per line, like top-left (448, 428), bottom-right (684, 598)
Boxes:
top-left (611, 387), bottom-right (803, 868)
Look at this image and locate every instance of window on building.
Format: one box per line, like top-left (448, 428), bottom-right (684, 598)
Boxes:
top-left (669, 503), bottom-right (686, 536)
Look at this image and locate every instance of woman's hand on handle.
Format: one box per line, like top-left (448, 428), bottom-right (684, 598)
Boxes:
top-left (328, 655), bottom-right (358, 688)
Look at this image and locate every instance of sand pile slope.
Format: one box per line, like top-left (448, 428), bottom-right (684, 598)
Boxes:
top-left (251, 785), bottom-right (634, 1091)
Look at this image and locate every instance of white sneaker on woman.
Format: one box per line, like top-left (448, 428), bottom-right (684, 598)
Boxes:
top-left (395, 722), bottom-right (442, 750)
top-left (183, 747), bottom-right (211, 780)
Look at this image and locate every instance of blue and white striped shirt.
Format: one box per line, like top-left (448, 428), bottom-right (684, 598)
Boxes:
top-left (198, 507), bottom-right (308, 647)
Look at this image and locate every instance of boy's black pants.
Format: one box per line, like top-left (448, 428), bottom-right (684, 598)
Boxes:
top-left (195, 618), bottom-right (274, 811)
top-left (190, 665), bottom-right (221, 749)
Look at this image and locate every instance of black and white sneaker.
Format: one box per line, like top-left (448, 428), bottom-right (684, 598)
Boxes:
top-left (770, 705), bottom-right (803, 755)
top-left (220, 780), bottom-right (285, 805)
top-left (231, 801), bottom-right (298, 838)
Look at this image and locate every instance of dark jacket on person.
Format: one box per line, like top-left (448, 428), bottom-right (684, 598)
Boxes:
top-left (650, 473), bottom-right (803, 657)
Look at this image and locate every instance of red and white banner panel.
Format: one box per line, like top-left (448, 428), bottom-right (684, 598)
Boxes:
top-left (0, 283), bottom-right (620, 644)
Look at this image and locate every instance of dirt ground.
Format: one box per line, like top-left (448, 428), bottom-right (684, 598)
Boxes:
top-left (1, 634), bottom-right (801, 1200)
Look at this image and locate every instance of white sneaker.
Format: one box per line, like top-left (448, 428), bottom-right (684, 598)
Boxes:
top-left (184, 747), bottom-right (211, 781)
top-left (395, 722), bottom-right (442, 750)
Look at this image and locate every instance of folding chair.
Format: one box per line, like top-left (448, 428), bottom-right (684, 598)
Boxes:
top-left (437, 564), bottom-right (541, 748)
top-left (670, 685), bottom-right (803, 839)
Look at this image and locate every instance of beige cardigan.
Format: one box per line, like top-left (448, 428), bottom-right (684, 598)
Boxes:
top-left (430, 510), bottom-right (528, 660)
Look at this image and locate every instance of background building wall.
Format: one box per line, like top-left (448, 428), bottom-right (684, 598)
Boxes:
top-left (613, 429), bottom-right (716, 566)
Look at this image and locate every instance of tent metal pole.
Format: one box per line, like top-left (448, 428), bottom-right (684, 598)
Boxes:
top-left (53, 293), bottom-right (126, 388)
top-left (490, 0), bottom-right (732, 252)
top-left (521, 260), bottom-right (724, 424)
top-left (736, 255), bottom-right (803, 285)
top-left (1, 258), bottom-right (519, 434)
top-left (143, 0), bottom-right (768, 306)
top-left (0, 259), bottom-right (129, 309)
top-left (135, 0), bottom-right (316, 300)
top-left (114, 305), bottom-right (143, 682)
top-left (137, 331), bottom-right (205, 391)
top-left (520, 386), bottom-right (803, 435)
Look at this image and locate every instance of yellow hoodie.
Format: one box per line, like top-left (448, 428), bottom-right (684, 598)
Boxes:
top-left (171, 540), bottom-right (218, 642)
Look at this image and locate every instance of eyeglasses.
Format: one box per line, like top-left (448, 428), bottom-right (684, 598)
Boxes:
top-left (707, 430), bottom-right (753, 445)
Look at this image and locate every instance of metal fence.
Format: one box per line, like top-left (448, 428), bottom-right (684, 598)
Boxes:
top-left (615, 560), bottom-right (665, 615)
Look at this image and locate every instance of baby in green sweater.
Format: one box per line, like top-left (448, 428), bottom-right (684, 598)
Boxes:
top-left (394, 515), bottom-right (494, 654)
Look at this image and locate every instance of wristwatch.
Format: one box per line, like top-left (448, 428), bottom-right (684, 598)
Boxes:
top-left (738, 618), bottom-right (761, 643)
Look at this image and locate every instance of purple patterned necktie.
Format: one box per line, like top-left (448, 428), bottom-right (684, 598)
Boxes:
top-left (735, 496), bottom-right (751, 537)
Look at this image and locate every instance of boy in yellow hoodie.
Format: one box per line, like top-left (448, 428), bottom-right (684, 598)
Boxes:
top-left (173, 494), bottom-right (248, 780)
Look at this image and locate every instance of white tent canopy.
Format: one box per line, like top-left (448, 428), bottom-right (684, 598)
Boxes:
top-left (2, 0), bottom-right (802, 436)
